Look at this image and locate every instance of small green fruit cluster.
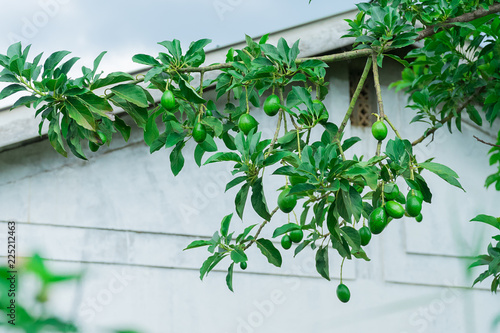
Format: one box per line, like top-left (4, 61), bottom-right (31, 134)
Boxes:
top-left (281, 229), bottom-right (304, 250)
top-left (369, 184), bottom-right (424, 234)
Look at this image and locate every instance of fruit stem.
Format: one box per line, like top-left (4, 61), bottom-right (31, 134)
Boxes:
top-left (381, 182), bottom-right (385, 205)
top-left (372, 51), bottom-right (385, 119)
top-left (383, 115), bottom-right (402, 139)
top-left (266, 109), bottom-right (283, 158)
top-left (277, 88), bottom-right (289, 133)
top-left (336, 57), bottom-right (372, 140)
top-left (296, 128), bottom-right (302, 159)
top-left (340, 257), bottom-right (346, 284)
top-left (199, 70), bottom-right (205, 96)
top-left (289, 113), bottom-right (301, 130)
top-left (336, 139), bottom-right (346, 161)
top-left (245, 85), bottom-right (250, 114)
top-left (376, 141), bottom-right (382, 157)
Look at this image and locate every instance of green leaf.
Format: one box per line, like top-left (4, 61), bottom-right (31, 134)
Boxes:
top-left (200, 253), bottom-right (225, 280)
top-left (294, 239), bottom-right (312, 257)
top-left (6, 42), bottom-right (22, 58)
top-left (220, 213), bottom-right (233, 237)
top-left (466, 104), bottom-right (482, 126)
top-left (10, 95), bottom-right (39, 110)
top-left (204, 152), bottom-right (241, 165)
top-left (144, 110), bottom-right (160, 146)
top-left (0, 84), bottom-right (27, 100)
top-left (263, 151), bottom-right (292, 167)
top-left (340, 226), bottom-right (362, 252)
top-left (289, 183), bottom-right (316, 195)
top-left (170, 142), bottom-right (185, 176)
top-left (43, 50), bottom-right (71, 74)
top-left (342, 137), bottom-right (361, 151)
top-left (158, 39), bottom-right (182, 61)
top-left (60, 57), bottom-right (80, 75)
top-left (199, 134), bottom-right (218, 152)
top-left (201, 117), bottom-right (223, 137)
top-left (110, 84), bottom-right (149, 108)
top-left (469, 255), bottom-right (492, 268)
top-left (315, 246), bottom-right (330, 281)
top-left (64, 98), bottom-right (96, 130)
top-left (179, 77), bottom-right (206, 104)
top-left (230, 248), bottom-right (248, 263)
top-left (251, 178), bottom-right (271, 220)
top-left (184, 240), bottom-right (213, 250)
top-left (66, 127), bottom-right (87, 160)
top-left (48, 117), bottom-right (67, 157)
top-left (185, 39), bottom-right (212, 59)
top-left (225, 176), bottom-right (247, 192)
top-left (194, 144), bottom-right (205, 166)
top-left (236, 224), bottom-right (257, 244)
top-left (132, 54), bottom-right (161, 66)
top-left (272, 223), bottom-right (300, 238)
top-left (235, 183), bottom-right (250, 219)
top-left (470, 214), bottom-right (500, 231)
top-left (419, 162), bottom-right (464, 190)
top-left (91, 72), bottom-right (134, 90)
top-left (256, 238), bottom-right (282, 267)
top-left (78, 93), bottom-right (113, 112)
top-left (91, 51), bottom-right (107, 78)
top-left (226, 263), bottom-right (234, 292)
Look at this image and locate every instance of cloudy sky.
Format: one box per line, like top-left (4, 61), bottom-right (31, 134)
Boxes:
top-left (0, 0), bottom-right (358, 107)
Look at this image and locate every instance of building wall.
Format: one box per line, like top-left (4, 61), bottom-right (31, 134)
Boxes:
top-left (0, 59), bottom-right (499, 333)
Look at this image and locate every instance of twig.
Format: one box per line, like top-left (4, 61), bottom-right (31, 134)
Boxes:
top-left (267, 107), bottom-right (284, 157)
top-left (383, 115), bottom-right (402, 139)
top-left (415, 3), bottom-right (500, 42)
top-left (411, 87), bottom-right (484, 146)
top-left (372, 52), bottom-right (385, 119)
top-left (243, 206), bottom-right (280, 250)
top-left (336, 57), bottom-right (373, 138)
top-left (473, 135), bottom-right (500, 148)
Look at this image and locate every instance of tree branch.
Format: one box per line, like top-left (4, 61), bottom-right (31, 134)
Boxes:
top-left (97, 4), bottom-right (500, 104)
top-left (243, 206), bottom-right (280, 250)
top-left (473, 135), bottom-right (500, 148)
top-left (336, 56), bottom-right (373, 138)
top-left (415, 3), bottom-right (500, 42)
top-left (411, 87), bottom-right (484, 146)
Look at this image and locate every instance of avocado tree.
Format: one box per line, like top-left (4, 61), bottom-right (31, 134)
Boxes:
top-left (1, 0), bottom-right (500, 301)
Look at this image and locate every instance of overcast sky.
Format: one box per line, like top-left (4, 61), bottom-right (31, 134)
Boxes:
top-left (0, 0), bottom-right (358, 107)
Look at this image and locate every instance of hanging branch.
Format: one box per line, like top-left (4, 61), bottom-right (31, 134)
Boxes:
top-left (336, 57), bottom-right (373, 138)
